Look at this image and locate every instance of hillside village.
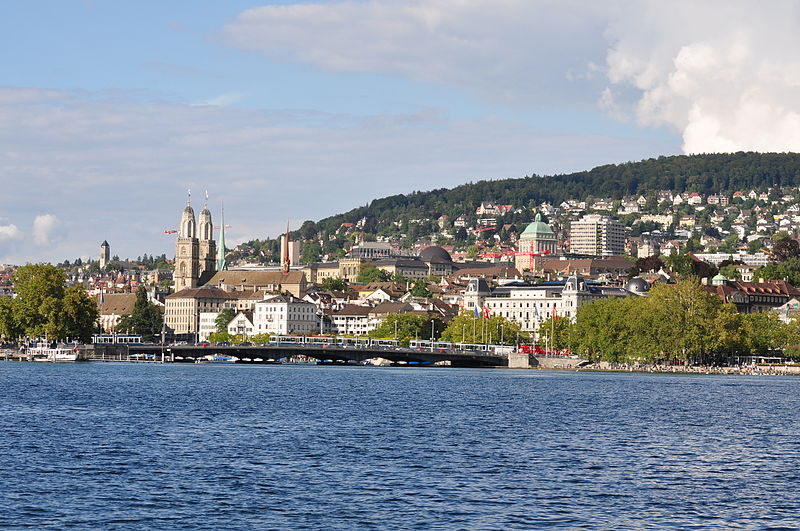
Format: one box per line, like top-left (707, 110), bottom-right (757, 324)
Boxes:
top-left (5, 154), bottom-right (800, 359)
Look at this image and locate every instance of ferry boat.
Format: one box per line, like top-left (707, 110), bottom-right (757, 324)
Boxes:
top-left (27, 343), bottom-right (80, 363)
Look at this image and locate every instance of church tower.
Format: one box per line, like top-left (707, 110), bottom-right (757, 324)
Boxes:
top-left (174, 196), bottom-right (200, 292)
top-left (198, 193), bottom-right (216, 278)
top-left (99, 240), bottom-right (110, 269)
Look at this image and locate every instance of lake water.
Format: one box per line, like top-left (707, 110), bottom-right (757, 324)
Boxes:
top-left (2, 363), bottom-right (800, 529)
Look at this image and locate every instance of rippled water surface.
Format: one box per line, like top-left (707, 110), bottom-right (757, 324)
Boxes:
top-left (2, 363), bottom-right (800, 529)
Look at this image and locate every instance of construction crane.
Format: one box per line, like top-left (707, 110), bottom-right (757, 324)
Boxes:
top-left (480, 249), bottom-right (552, 259)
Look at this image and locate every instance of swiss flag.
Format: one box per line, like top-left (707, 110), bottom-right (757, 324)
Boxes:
top-left (483, 305), bottom-right (491, 319)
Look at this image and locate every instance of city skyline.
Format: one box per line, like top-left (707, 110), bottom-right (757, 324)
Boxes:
top-left (2, 1), bottom-right (799, 263)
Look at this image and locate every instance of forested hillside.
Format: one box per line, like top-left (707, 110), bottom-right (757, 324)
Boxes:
top-left (233, 152), bottom-right (800, 264)
top-left (311, 152), bottom-right (800, 235)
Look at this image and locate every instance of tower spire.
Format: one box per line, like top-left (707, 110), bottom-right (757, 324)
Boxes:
top-left (216, 203), bottom-right (226, 271)
top-left (187, 188), bottom-right (191, 206)
top-left (282, 220), bottom-right (290, 274)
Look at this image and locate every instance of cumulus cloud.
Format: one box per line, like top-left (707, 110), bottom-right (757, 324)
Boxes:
top-left (222, 0), bottom-right (800, 154)
top-left (604, 0), bottom-right (800, 153)
top-left (32, 214), bottom-right (59, 246)
top-left (0, 224), bottom-right (22, 241)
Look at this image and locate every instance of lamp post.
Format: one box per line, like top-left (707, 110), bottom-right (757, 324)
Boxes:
top-left (430, 319), bottom-right (435, 352)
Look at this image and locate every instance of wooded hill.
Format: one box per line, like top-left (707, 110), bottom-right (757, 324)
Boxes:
top-left (307, 152), bottom-right (800, 237)
top-left (225, 152), bottom-right (800, 264)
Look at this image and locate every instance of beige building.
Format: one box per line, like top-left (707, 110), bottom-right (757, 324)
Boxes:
top-left (165, 286), bottom-right (238, 339)
top-left (569, 214), bottom-right (625, 256)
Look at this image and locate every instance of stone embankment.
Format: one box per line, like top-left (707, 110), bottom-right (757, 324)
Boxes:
top-left (583, 362), bottom-right (800, 375)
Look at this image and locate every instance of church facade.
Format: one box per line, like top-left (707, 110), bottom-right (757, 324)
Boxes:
top-left (173, 199), bottom-right (217, 292)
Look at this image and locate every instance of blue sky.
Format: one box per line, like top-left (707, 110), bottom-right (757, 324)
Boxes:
top-left (1, 0), bottom-right (796, 263)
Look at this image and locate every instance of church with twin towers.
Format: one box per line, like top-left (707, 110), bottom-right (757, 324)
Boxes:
top-left (173, 192), bottom-right (226, 292)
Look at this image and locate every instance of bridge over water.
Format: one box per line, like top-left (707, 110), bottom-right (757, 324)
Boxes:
top-left (93, 344), bottom-right (509, 368)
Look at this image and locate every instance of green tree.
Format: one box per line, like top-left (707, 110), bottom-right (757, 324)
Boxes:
top-left (410, 279), bottom-right (432, 298)
top-left (12, 264), bottom-right (67, 339)
top-left (320, 277), bottom-right (348, 291)
top-left (771, 235), bottom-right (800, 263)
top-left (538, 315), bottom-right (571, 351)
top-left (369, 313), bottom-right (442, 346)
top-left (215, 308), bottom-right (236, 334)
top-left (60, 285), bottom-right (99, 342)
top-left (718, 264), bottom-right (742, 280)
top-left (439, 312), bottom-right (528, 345)
top-left (116, 287), bottom-right (162, 342)
top-left (300, 240), bottom-right (322, 264)
top-left (357, 263), bottom-right (391, 283)
top-left (740, 312), bottom-right (785, 356)
top-left (753, 257), bottom-right (800, 285)
top-left (718, 234), bottom-right (740, 254)
top-left (664, 254), bottom-right (694, 277)
top-left (0, 297), bottom-right (21, 340)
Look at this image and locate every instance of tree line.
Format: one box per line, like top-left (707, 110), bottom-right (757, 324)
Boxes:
top-left (555, 279), bottom-right (793, 365)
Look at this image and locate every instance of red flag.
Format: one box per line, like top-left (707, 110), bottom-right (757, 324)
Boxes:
top-left (483, 305), bottom-right (491, 319)
top-left (552, 305), bottom-right (557, 320)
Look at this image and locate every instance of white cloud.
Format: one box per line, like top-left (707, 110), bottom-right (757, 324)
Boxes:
top-left (0, 224), bottom-right (22, 241)
top-left (221, 0), bottom-right (612, 106)
top-left (222, 0), bottom-right (800, 154)
top-left (32, 214), bottom-right (59, 246)
top-left (605, 0), bottom-right (800, 153)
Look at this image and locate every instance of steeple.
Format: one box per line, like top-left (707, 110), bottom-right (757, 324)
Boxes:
top-left (174, 191), bottom-right (200, 292)
top-left (216, 205), bottom-right (226, 271)
top-left (282, 220), bottom-right (290, 274)
top-left (198, 190), bottom-right (213, 241)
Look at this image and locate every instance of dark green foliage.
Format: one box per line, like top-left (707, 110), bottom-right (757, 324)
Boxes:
top-left (311, 153), bottom-right (800, 240)
top-left (320, 277), bottom-right (348, 291)
top-left (770, 235), bottom-right (800, 263)
top-left (357, 263), bottom-right (391, 283)
top-left (117, 287), bottom-right (163, 342)
top-left (410, 280), bottom-right (432, 298)
top-left (5, 264), bottom-right (98, 341)
top-left (215, 308), bottom-right (236, 334)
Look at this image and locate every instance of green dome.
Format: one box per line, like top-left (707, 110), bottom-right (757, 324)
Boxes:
top-left (711, 273), bottom-right (727, 286)
top-left (520, 213), bottom-right (554, 238)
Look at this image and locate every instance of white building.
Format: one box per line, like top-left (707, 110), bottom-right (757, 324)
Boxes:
top-left (227, 311), bottom-right (255, 338)
top-left (569, 214), bottom-right (625, 256)
top-left (253, 295), bottom-right (317, 335)
top-left (463, 276), bottom-right (639, 337)
top-left (330, 304), bottom-right (374, 336)
top-left (198, 311), bottom-right (219, 342)
top-left (692, 253), bottom-right (770, 267)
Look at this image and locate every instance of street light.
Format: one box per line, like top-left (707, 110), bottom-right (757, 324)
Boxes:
top-left (430, 319), bottom-right (435, 352)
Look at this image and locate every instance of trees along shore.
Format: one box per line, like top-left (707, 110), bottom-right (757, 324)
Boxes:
top-left (568, 278), bottom-right (793, 365)
top-left (0, 264), bottom-right (98, 343)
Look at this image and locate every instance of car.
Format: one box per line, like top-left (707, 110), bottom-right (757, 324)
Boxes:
top-left (216, 341), bottom-right (230, 346)
top-left (199, 342), bottom-right (210, 347)
top-left (238, 342), bottom-right (253, 347)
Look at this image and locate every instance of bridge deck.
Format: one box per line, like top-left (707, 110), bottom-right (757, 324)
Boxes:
top-left (103, 344), bottom-right (509, 367)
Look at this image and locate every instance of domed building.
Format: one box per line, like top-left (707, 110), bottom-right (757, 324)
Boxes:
top-left (418, 245), bottom-right (454, 277)
top-left (624, 277), bottom-right (650, 295)
top-left (516, 213), bottom-right (557, 272)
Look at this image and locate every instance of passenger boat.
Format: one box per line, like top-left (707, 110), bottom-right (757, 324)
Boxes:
top-left (27, 343), bottom-right (80, 363)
